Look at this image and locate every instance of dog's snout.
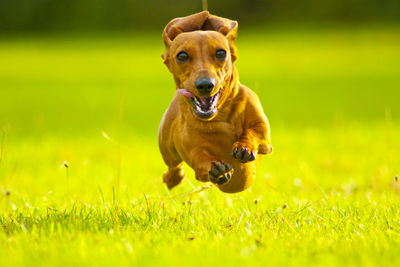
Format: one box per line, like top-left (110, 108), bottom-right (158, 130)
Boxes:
top-left (195, 77), bottom-right (215, 95)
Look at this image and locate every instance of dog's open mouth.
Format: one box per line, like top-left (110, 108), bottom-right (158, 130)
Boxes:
top-left (177, 89), bottom-right (220, 119)
top-left (190, 91), bottom-right (220, 118)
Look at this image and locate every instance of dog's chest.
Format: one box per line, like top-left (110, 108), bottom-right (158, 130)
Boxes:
top-left (181, 121), bottom-right (239, 150)
top-left (185, 120), bottom-right (237, 136)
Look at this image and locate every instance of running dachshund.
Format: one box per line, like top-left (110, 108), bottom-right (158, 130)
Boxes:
top-left (158, 11), bottom-right (272, 193)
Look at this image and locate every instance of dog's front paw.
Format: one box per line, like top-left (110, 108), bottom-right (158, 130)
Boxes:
top-left (231, 143), bottom-right (256, 163)
top-left (208, 161), bottom-right (233, 185)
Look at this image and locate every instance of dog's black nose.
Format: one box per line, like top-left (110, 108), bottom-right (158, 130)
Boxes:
top-left (195, 77), bottom-right (215, 95)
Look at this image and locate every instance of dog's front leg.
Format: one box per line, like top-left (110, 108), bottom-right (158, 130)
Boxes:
top-left (188, 147), bottom-right (233, 185)
top-left (232, 121), bottom-right (272, 163)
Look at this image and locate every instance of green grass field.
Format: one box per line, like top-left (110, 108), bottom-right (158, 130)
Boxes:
top-left (1, 27), bottom-right (400, 266)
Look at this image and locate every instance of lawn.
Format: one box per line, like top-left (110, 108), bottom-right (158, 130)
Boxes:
top-left (1, 27), bottom-right (400, 266)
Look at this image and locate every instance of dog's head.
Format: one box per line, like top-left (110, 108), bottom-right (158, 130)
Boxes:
top-left (162, 11), bottom-right (238, 120)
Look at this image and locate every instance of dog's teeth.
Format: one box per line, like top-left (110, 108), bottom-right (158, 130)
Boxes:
top-left (211, 93), bottom-right (219, 108)
top-left (191, 90), bottom-right (220, 118)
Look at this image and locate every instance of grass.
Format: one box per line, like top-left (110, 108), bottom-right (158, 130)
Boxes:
top-left (1, 27), bottom-right (400, 266)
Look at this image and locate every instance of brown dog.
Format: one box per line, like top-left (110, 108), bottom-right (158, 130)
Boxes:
top-left (158, 11), bottom-right (272, 193)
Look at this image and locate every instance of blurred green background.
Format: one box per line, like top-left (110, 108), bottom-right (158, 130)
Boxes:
top-left (0, 0), bottom-right (399, 137)
top-left (0, 0), bottom-right (399, 195)
top-left (0, 0), bottom-right (400, 34)
top-left (0, 0), bottom-right (399, 196)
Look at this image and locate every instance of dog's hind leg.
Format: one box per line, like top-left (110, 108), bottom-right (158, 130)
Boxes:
top-left (159, 144), bottom-right (185, 189)
top-left (158, 106), bottom-right (186, 189)
top-left (163, 162), bottom-right (185, 190)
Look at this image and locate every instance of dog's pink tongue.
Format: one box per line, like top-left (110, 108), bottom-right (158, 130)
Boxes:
top-left (177, 89), bottom-right (195, 98)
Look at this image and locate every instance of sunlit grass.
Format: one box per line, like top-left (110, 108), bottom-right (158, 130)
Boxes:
top-left (1, 27), bottom-right (400, 266)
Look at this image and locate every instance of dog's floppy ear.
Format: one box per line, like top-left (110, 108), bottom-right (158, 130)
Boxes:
top-left (162, 11), bottom-right (210, 45)
top-left (203, 14), bottom-right (238, 42)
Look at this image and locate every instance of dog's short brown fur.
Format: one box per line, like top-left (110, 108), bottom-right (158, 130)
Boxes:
top-left (158, 11), bottom-right (272, 193)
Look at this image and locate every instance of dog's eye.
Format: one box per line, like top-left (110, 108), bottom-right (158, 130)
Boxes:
top-left (176, 51), bottom-right (189, 63)
top-left (215, 49), bottom-right (227, 60)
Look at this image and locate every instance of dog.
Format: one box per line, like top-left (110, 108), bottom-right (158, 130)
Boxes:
top-left (158, 11), bottom-right (272, 193)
